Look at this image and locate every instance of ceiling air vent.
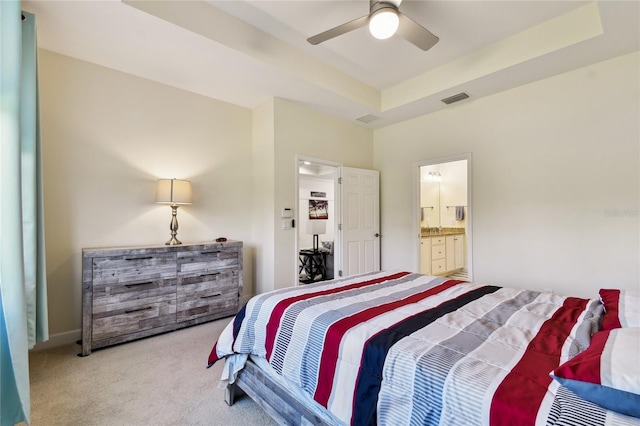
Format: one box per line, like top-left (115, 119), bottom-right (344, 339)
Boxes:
top-left (441, 92), bottom-right (470, 105)
top-left (356, 114), bottom-right (380, 123)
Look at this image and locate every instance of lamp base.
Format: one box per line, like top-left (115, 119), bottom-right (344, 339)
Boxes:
top-left (165, 236), bottom-right (182, 245)
top-left (165, 204), bottom-right (183, 245)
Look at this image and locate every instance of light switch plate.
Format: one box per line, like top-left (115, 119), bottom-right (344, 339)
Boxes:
top-left (281, 208), bottom-right (292, 218)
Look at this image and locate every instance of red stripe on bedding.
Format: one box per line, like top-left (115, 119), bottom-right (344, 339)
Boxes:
top-left (600, 289), bottom-right (622, 330)
top-left (489, 297), bottom-right (589, 426)
top-left (313, 279), bottom-right (464, 407)
top-left (264, 271), bottom-right (411, 361)
top-left (207, 342), bottom-right (219, 367)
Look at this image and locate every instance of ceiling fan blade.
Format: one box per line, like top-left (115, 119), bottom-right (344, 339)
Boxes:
top-left (396, 12), bottom-right (439, 51)
top-left (307, 15), bottom-right (369, 45)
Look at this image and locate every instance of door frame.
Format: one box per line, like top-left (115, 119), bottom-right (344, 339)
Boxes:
top-left (295, 155), bottom-right (341, 285)
top-left (413, 153), bottom-right (473, 281)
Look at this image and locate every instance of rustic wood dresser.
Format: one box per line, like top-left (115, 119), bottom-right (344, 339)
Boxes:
top-left (81, 240), bottom-right (242, 356)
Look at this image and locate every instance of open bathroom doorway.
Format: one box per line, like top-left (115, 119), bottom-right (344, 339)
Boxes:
top-left (416, 154), bottom-right (472, 281)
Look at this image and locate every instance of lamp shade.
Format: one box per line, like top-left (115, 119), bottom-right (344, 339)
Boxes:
top-left (306, 220), bottom-right (326, 235)
top-left (369, 7), bottom-right (399, 40)
top-left (155, 179), bottom-right (192, 205)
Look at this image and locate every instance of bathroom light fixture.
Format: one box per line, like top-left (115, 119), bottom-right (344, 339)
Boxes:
top-left (155, 178), bottom-right (192, 245)
top-left (369, 6), bottom-right (399, 39)
top-left (423, 171), bottom-right (442, 182)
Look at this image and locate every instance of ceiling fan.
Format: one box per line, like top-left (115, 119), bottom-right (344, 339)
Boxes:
top-left (307, 0), bottom-right (439, 51)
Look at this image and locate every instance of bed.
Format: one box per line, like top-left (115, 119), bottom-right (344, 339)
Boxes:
top-left (207, 271), bottom-right (640, 425)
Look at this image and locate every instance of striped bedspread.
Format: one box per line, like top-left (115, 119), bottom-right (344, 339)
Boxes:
top-left (208, 271), bottom-right (637, 425)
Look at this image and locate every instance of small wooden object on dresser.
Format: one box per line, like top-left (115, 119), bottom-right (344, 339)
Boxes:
top-left (81, 240), bottom-right (242, 356)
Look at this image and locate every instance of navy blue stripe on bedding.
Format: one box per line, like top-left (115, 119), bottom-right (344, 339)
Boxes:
top-left (351, 285), bottom-right (501, 426)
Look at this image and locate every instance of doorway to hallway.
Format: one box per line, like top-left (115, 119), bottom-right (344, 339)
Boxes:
top-left (297, 158), bottom-right (338, 284)
top-left (296, 157), bottom-right (381, 285)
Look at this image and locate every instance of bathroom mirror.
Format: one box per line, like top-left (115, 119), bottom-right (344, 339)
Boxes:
top-left (420, 165), bottom-right (442, 228)
top-left (419, 160), bottom-right (467, 232)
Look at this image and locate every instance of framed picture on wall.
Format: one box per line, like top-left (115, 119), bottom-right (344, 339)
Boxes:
top-left (309, 200), bottom-right (328, 219)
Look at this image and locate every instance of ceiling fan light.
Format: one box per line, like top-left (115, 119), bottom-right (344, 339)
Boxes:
top-left (369, 8), bottom-right (399, 40)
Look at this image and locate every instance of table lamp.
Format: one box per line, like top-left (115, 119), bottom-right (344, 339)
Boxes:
top-left (156, 178), bottom-right (192, 245)
top-left (306, 220), bottom-right (326, 252)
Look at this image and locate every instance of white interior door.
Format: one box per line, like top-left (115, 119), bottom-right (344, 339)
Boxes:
top-left (339, 167), bottom-right (380, 277)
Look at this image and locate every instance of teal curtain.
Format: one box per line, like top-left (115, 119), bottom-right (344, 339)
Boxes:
top-left (1, 3), bottom-right (49, 425)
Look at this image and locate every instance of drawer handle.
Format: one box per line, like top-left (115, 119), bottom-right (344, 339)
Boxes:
top-left (201, 251), bottom-right (221, 255)
top-left (125, 306), bottom-right (153, 314)
top-left (201, 292), bottom-right (222, 300)
top-left (125, 281), bottom-right (153, 288)
top-left (199, 272), bottom-right (220, 279)
top-left (125, 256), bottom-right (153, 261)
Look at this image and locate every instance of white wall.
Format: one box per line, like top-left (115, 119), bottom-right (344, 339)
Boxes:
top-left (375, 51), bottom-right (640, 298)
top-left (39, 50), bottom-right (254, 342)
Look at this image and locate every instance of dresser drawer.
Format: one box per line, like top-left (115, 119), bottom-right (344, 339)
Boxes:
top-left (432, 259), bottom-right (446, 275)
top-left (92, 297), bottom-right (176, 342)
top-left (92, 278), bottom-right (177, 307)
top-left (178, 249), bottom-right (239, 274)
top-left (177, 269), bottom-right (239, 322)
top-left (431, 245), bottom-right (445, 260)
top-left (92, 253), bottom-right (176, 285)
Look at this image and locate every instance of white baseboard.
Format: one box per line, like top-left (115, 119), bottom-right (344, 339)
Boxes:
top-left (32, 329), bottom-right (81, 351)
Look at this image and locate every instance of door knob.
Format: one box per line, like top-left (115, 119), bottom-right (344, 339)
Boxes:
top-left (374, 233), bottom-right (380, 238)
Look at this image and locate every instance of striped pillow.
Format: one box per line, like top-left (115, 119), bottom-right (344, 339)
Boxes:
top-left (599, 289), bottom-right (640, 330)
top-left (551, 327), bottom-right (640, 418)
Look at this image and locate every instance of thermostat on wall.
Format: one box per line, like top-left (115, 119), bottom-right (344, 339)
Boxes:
top-left (282, 208), bottom-right (292, 218)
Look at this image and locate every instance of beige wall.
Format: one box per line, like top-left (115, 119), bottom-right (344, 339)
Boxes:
top-left (375, 51), bottom-right (640, 298)
top-left (271, 98), bottom-right (374, 290)
top-left (39, 50), bottom-right (254, 342)
top-left (250, 100), bottom-right (276, 295)
top-left (37, 45), bottom-right (639, 345)
top-left (38, 52), bottom-right (373, 344)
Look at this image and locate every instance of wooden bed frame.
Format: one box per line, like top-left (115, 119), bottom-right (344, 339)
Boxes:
top-left (225, 359), bottom-right (333, 426)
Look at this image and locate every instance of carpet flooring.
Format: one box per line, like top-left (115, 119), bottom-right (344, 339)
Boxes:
top-left (26, 319), bottom-right (277, 426)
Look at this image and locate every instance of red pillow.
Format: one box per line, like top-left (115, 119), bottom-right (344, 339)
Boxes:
top-left (599, 289), bottom-right (640, 331)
